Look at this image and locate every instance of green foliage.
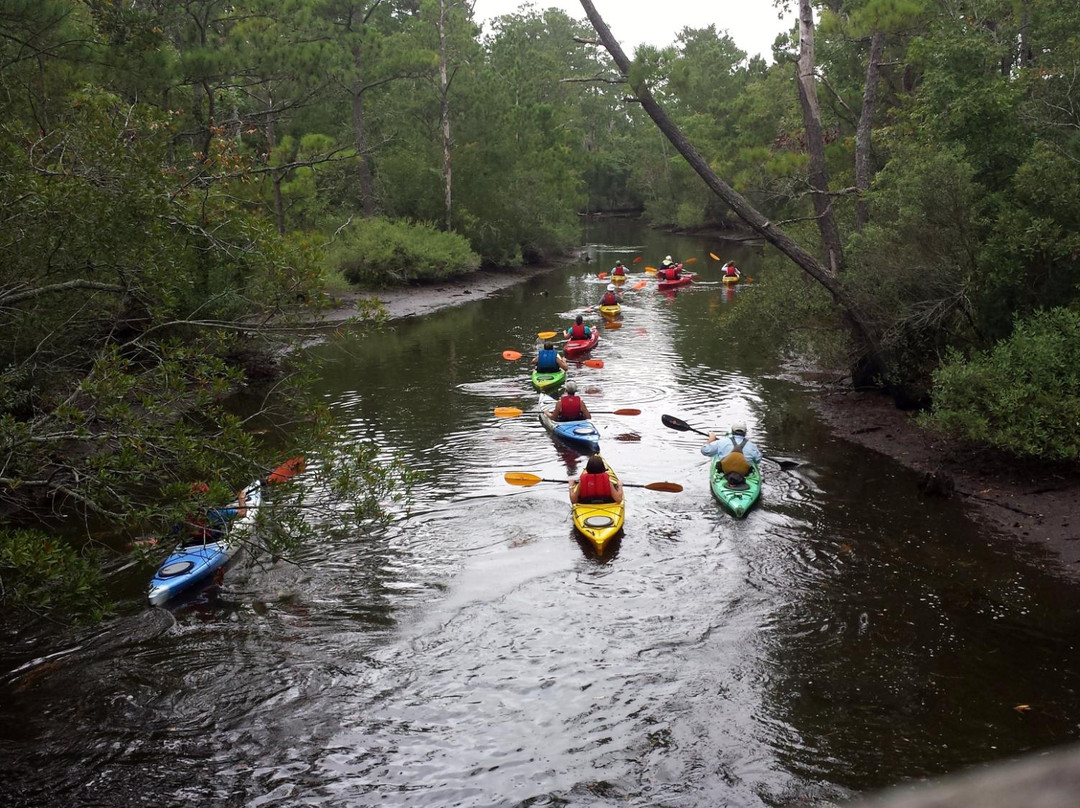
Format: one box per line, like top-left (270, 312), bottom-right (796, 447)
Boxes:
top-left (331, 217), bottom-right (480, 285)
top-left (924, 309), bottom-right (1080, 459)
top-left (0, 530), bottom-right (109, 619)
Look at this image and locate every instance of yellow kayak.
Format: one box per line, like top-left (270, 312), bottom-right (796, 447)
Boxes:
top-left (598, 304), bottom-right (621, 318)
top-left (722, 274), bottom-right (741, 284)
top-left (611, 274), bottom-right (627, 285)
top-left (571, 464), bottom-right (625, 553)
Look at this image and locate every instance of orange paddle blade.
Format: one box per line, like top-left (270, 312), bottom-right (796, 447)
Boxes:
top-left (503, 350), bottom-right (522, 360)
top-left (493, 407), bottom-right (525, 417)
top-left (645, 266), bottom-right (657, 274)
top-left (268, 456), bottom-right (305, 484)
top-left (604, 321), bottom-right (622, 330)
top-left (537, 331), bottom-right (558, 340)
top-left (632, 256), bottom-right (642, 263)
top-left (684, 257), bottom-right (697, 264)
top-left (504, 472), bottom-right (543, 486)
top-left (632, 281), bottom-right (646, 290)
top-left (644, 481), bottom-right (683, 492)
top-left (746, 277), bottom-right (755, 283)
top-left (584, 359), bottom-right (604, 368)
top-left (709, 252), bottom-right (721, 261)
top-left (597, 273), bottom-right (608, 280)
top-left (613, 408), bottom-right (641, 415)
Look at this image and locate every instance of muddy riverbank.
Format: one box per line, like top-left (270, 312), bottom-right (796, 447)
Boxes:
top-left (812, 386), bottom-right (1080, 580)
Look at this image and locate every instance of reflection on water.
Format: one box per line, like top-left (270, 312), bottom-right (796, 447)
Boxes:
top-left (2, 221), bottom-right (1079, 807)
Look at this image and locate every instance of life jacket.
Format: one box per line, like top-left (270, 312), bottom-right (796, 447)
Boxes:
top-left (570, 323), bottom-right (588, 339)
top-left (720, 434), bottom-right (753, 475)
top-left (601, 292), bottom-right (618, 306)
top-left (537, 348), bottom-right (559, 372)
top-left (577, 470), bottom-right (613, 503)
top-left (725, 266), bottom-right (738, 277)
top-left (557, 394), bottom-right (582, 421)
top-left (662, 267), bottom-right (680, 281)
top-left (612, 266), bottom-right (625, 276)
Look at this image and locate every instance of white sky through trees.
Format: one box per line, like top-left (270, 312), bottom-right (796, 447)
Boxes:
top-left (471, 0), bottom-right (793, 61)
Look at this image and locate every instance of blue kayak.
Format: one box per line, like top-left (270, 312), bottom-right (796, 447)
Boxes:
top-left (539, 411), bottom-right (600, 454)
top-left (147, 481), bottom-right (261, 606)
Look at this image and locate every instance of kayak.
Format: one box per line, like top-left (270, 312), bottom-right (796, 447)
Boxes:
top-left (598, 304), bottom-right (621, 318)
top-left (571, 462), bottom-right (625, 553)
top-left (611, 274), bottom-right (627, 285)
top-left (540, 411), bottom-right (600, 454)
top-left (709, 458), bottom-right (761, 518)
top-left (564, 329), bottom-right (599, 358)
top-left (148, 480), bottom-right (262, 606)
top-left (657, 273), bottom-right (694, 291)
top-left (532, 367), bottom-right (566, 393)
top-left (722, 274), bottom-right (741, 285)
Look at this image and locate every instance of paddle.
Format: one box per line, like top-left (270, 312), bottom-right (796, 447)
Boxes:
top-left (631, 281), bottom-right (647, 290)
top-left (537, 331), bottom-right (559, 339)
top-left (597, 272), bottom-right (608, 280)
top-left (494, 407), bottom-right (641, 418)
top-left (267, 456), bottom-right (306, 483)
top-left (581, 358), bottom-right (604, 368)
top-left (604, 321), bottom-right (622, 330)
top-left (504, 472), bottom-right (682, 493)
top-left (645, 266), bottom-right (657, 274)
top-left (709, 252), bottom-right (721, 261)
top-left (633, 256), bottom-right (642, 264)
top-left (503, 350), bottom-right (522, 360)
top-left (684, 257), bottom-right (698, 264)
top-left (660, 414), bottom-right (801, 469)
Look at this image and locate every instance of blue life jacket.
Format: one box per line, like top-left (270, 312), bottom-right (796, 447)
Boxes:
top-left (537, 348), bottom-right (558, 371)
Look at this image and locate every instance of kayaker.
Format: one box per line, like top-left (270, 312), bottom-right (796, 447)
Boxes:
top-left (563, 315), bottom-right (592, 340)
top-left (598, 284), bottom-right (621, 307)
top-left (658, 256), bottom-right (682, 282)
top-left (550, 381), bottom-right (591, 422)
top-left (183, 482), bottom-right (248, 543)
top-left (723, 261), bottom-right (741, 279)
top-left (700, 422), bottom-right (763, 482)
top-left (611, 260), bottom-right (627, 277)
top-left (531, 341), bottom-right (567, 373)
top-left (569, 454), bottom-right (623, 504)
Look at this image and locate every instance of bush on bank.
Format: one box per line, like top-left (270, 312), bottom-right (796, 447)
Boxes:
top-left (923, 308), bottom-right (1080, 460)
top-left (332, 218), bottom-right (481, 287)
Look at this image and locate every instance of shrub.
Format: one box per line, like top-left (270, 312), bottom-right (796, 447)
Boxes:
top-left (923, 308), bottom-right (1080, 459)
top-left (330, 218), bottom-right (480, 287)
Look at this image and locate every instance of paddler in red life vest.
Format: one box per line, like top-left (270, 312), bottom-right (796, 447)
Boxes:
top-left (598, 284), bottom-right (621, 307)
top-left (550, 381), bottom-right (591, 422)
top-left (658, 255), bottom-right (682, 281)
top-left (563, 314), bottom-right (593, 341)
top-left (723, 261), bottom-right (741, 280)
top-left (611, 260), bottom-right (627, 277)
top-left (569, 454), bottom-right (623, 504)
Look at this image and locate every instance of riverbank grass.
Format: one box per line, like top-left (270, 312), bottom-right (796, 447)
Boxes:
top-left (329, 217), bottom-right (480, 287)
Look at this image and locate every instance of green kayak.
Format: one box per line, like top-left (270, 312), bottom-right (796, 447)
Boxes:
top-left (531, 367), bottom-right (566, 394)
top-left (709, 457), bottom-right (761, 518)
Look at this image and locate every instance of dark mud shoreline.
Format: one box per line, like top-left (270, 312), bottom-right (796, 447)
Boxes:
top-left (812, 386), bottom-right (1080, 581)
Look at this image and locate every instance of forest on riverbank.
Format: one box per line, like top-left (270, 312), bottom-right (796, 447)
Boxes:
top-left (2, 0), bottom-right (1079, 615)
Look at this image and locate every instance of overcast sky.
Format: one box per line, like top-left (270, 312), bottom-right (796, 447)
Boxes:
top-left (471, 0), bottom-right (794, 62)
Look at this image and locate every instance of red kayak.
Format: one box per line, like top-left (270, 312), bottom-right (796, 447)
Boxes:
top-left (564, 329), bottom-right (600, 357)
top-left (657, 273), bottom-right (694, 291)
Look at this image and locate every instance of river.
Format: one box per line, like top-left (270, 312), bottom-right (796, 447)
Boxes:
top-left (2, 220), bottom-right (1079, 807)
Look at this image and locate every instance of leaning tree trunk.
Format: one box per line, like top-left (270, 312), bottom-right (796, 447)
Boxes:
top-left (855, 31), bottom-right (885, 232)
top-left (576, 0), bottom-right (884, 384)
top-left (437, 0), bottom-right (453, 231)
top-left (796, 0), bottom-right (843, 272)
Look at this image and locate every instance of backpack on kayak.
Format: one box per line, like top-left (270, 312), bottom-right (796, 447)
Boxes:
top-left (720, 434), bottom-right (753, 477)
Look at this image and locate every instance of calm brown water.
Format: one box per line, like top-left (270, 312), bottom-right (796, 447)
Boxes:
top-left (2, 221), bottom-right (1079, 807)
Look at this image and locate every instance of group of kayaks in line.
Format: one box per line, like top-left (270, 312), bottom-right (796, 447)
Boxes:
top-left (502, 254), bottom-right (761, 556)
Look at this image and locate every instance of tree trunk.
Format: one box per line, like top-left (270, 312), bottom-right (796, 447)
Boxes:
top-left (438, 0), bottom-right (453, 231)
top-left (576, 0), bottom-right (883, 383)
top-left (855, 31), bottom-right (885, 232)
top-left (796, 0), bottom-right (843, 272)
top-left (265, 98), bottom-right (285, 236)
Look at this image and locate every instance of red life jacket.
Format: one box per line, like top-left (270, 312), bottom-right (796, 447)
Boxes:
top-left (725, 266), bottom-right (738, 277)
top-left (577, 471), bottom-right (613, 503)
top-left (613, 266), bottom-right (625, 276)
top-left (557, 394), bottom-right (582, 421)
top-left (601, 292), bottom-right (618, 305)
top-left (570, 323), bottom-right (588, 339)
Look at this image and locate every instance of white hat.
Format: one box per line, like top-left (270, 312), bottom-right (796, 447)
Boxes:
top-left (607, 283), bottom-right (616, 291)
top-left (564, 381), bottom-right (578, 394)
top-left (731, 422), bottom-right (747, 435)
top-left (664, 255), bottom-right (672, 261)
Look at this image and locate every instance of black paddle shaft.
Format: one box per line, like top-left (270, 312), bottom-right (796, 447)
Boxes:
top-left (661, 414), bottom-right (710, 437)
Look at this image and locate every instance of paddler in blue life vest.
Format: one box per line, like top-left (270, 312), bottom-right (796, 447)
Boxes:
top-left (531, 340), bottom-right (567, 373)
top-left (182, 482), bottom-right (248, 544)
top-left (569, 454), bottom-right (623, 504)
top-left (563, 314), bottom-right (593, 341)
top-left (550, 381), bottom-right (591, 422)
top-left (700, 421), bottom-right (763, 483)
